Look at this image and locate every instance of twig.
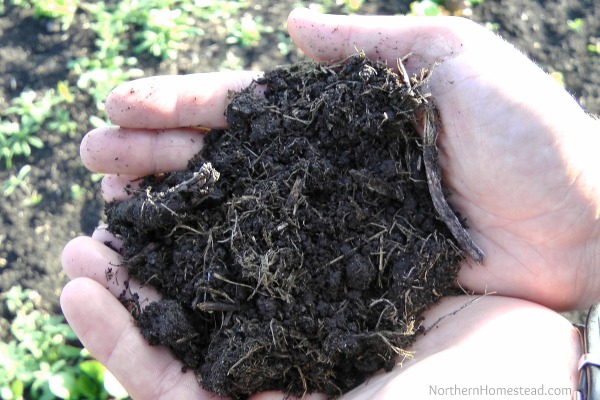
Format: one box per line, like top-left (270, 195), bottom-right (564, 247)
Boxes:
top-left (421, 106), bottom-right (485, 264)
top-left (423, 292), bottom-right (494, 333)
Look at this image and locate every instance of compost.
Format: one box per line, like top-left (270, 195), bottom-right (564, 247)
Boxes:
top-left (105, 54), bottom-right (478, 398)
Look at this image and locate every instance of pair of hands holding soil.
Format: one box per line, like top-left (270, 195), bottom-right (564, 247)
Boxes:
top-left (61, 9), bottom-right (599, 399)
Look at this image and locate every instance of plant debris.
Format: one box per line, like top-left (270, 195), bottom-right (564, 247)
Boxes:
top-left (105, 53), bottom-right (481, 398)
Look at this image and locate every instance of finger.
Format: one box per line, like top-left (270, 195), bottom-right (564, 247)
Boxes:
top-left (61, 278), bottom-right (214, 400)
top-left (101, 174), bottom-right (141, 202)
top-left (80, 126), bottom-right (204, 175)
top-left (91, 224), bottom-right (123, 250)
top-left (106, 70), bottom-right (262, 129)
top-left (287, 9), bottom-right (479, 72)
top-left (61, 235), bottom-right (160, 303)
top-left (287, 9), bottom-right (585, 119)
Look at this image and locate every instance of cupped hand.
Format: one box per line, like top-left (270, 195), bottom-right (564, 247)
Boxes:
top-left (61, 233), bottom-right (580, 399)
top-left (284, 10), bottom-right (600, 310)
top-left (81, 11), bottom-right (600, 311)
top-left (62, 8), bottom-right (598, 399)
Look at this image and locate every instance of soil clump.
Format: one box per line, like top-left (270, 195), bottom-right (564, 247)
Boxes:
top-left (105, 54), bottom-right (472, 398)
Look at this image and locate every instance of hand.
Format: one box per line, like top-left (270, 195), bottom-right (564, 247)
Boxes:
top-left (285, 10), bottom-right (600, 311)
top-left (79, 11), bottom-right (600, 311)
top-left (62, 8), bottom-right (594, 399)
top-left (61, 237), bottom-right (580, 399)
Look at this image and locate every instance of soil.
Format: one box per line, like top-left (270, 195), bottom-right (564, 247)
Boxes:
top-left (106, 54), bottom-right (468, 397)
top-left (0, 0), bottom-right (598, 380)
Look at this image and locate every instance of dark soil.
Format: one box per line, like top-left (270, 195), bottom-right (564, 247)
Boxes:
top-left (105, 54), bottom-right (469, 398)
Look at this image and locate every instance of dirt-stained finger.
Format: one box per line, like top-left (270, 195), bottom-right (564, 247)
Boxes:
top-left (287, 9), bottom-right (481, 74)
top-left (80, 126), bottom-right (204, 175)
top-left (61, 235), bottom-right (160, 304)
top-left (101, 174), bottom-right (141, 202)
top-left (91, 224), bottom-right (123, 250)
top-left (60, 279), bottom-right (211, 400)
top-left (106, 70), bottom-right (262, 129)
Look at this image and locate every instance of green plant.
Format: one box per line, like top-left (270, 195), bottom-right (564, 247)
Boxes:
top-left (90, 172), bottom-right (104, 183)
top-left (0, 82), bottom-right (78, 169)
top-left (0, 285), bottom-right (128, 399)
top-left (31, 0), bottom-right (79, 30)
top-left (588, 38), bottom-right (600, 55)
top-left (567, 18), bottom-right (584, 32)
top-left (408, 0), bottom-right (483, 16)
top-left (306, 0), bottom-right (363, 13)
top-left (226, 13), bottom-right (272, 48)
top-left (1, 91), bottom-right (48, 169)
top-left (69, 55), bottom-right (144, 111)
top-left (0, 164), bottom-right (42, 205)
top-left (8, 0), bottom-right (79, 30)
top-left (132, 6), bottom-right (203, 60)
top-left (47, 107), bottom-right (77, 137)
top-left (82, 0), bottom-right (204, 61)
top-left (186, 0), bottom-right (244, 21)
top-left (1, 164), bottom-right (32, 196)
top-left (409, 0), bottom-right (445, 16)
top-left (69, 183), bottom-right (85, 201)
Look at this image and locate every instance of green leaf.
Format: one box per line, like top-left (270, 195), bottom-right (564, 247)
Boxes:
top-left (79, 360), bottom-right (104, 383)
top-left (60, 344), bottom-right (83, 359)
top-left (12, 378), bottom-right (24, 397)
top-left (74, 374), bottom-right (101, 399)
top-left (27, 136), bottom-right (44, 149)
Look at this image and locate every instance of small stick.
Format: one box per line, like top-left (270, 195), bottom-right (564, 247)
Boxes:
top-left (197, 302), bottom-right (238, 312)
top-left (421, 106), bottom-right (485, 264)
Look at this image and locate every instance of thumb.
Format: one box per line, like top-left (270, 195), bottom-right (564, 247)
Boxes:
top-left (286, 8), bottom-right (583, 120)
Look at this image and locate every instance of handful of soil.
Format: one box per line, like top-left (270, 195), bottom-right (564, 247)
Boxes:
top-left (105, 54), bottom-right (481, 398)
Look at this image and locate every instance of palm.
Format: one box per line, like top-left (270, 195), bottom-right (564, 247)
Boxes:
top-left (285, 10), bottom-right (600, 310)
top-left (429, 63), bottom-right (599, 309)
top-left (61, 249), bottom-right (579, 400)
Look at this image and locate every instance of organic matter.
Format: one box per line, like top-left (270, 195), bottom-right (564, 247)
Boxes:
top-left (107, 54), bottom-right (474, 398)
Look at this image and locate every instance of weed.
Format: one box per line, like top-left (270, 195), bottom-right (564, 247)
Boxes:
top-left (81, 0), bottom-right (206, 61)
top-left (0, 91), bottom-right (48, 169)
top-left (220, 49), bottom-right (244, 70)
top-left (69, 55), bottom-right (144, 112)
top-left (0, 285), bottom-right (128, 399)
top-left (308, 0), bottom-right (364, 13)
top-left (90, 173), bottom-right (104, 183)
top-left (1, 164), bottom-right (31, 196)
top-left (8, 0), bottom-right (79, 30)
top-left (187, 0), bottom-right (244, 21)
top-left (409, 0), bottom-right (445, 16)
top-left (31, 0), bottom-right (79, 30)
top-left (0, 164), bottom-right (42, 205)
top-left (276, 31), bottom-right (294, 56)
top-left (47, 107), bottom-right (77, 138)
top-left (0, 82), bottom-right (80, 169)
top-left (226, 13), bottom-right (272, 48)
top-left (588, 38), bottom-right (600, 55)
top-left (69, 183), bottom-right (85, 201)
top-left (567, 18), bottom-right (584, 32)
top-left (132, 6), bottom-right (203, 60)
top-left (409, 0), bottom-right (483, 17)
